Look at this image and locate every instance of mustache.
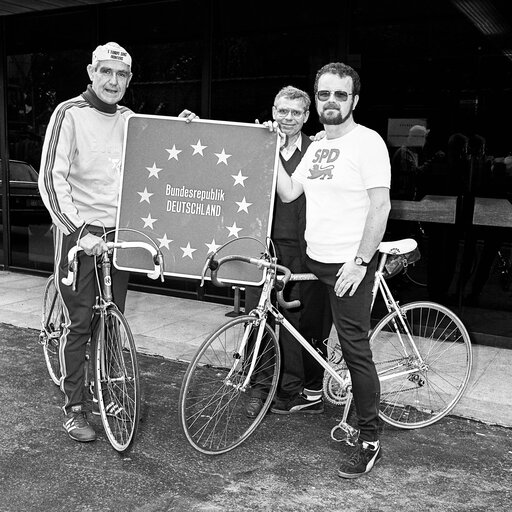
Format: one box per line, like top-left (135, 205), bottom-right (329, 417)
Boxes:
top-left (323, 103), bottom-right (340, 110)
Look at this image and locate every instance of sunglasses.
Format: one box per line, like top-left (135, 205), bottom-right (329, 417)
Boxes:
top-left (316, 90), bottom-right (353, 102)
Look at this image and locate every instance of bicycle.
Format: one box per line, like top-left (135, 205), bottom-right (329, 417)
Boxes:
top-left (178, 238), bottom-right (473, 455)
top-left (39, 228), bottom-right (165, 452)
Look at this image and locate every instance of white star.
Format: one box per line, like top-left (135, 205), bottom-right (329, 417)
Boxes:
top-left (232, 170), bottom-right (248, 187)
top-left (181, 242), bottom-right (197, 259)
top-left (138, 187), bottom-right (153, 204)
top-left (191, 139), bottom-right (207, 156)
top-left (205, 239), bottom-right (222, 254)
top-left (226, 222), bottom-right (242, 238)
top-left (141, 213), bottom-right (157, 229)
top-left (146, 162), bottom-right (162, 178)
top-left (214, 148), bottom-right (231, 165)
top-left (166, 144), bottom-right (182, 161)
top-left (157, 233), bottom-right (173, 250)
top-left (236, 196), bottom-right (253, 213)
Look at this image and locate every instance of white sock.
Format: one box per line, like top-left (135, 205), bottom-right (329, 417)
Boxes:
top-left (362, 440), bottom-right (380, 450)
top-left (303, 389), bottom-right (322, 401)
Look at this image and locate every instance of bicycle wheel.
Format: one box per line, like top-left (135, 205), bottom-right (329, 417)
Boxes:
top-left (40, 275), bottom-right (64, 385)
top-left (94, 307), bottom-right (140, 453)
top-left (179, 315), bottom-right (280, 455)
top-left (370, 301), bottom-right (472, 429)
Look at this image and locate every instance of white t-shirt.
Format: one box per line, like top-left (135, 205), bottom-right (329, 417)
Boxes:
top-left (291, 124), bottom-right (390, 263)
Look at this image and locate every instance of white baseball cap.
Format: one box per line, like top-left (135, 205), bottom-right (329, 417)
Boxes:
top-left (92, 42), bottom-right (132, 68)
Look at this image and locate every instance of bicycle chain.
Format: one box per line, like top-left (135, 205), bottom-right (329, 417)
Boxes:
top-left (323, 360), bottom-right (352, 406)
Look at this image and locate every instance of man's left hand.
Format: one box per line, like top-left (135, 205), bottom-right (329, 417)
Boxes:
top-left (334, 260), bottom-right (366, 297)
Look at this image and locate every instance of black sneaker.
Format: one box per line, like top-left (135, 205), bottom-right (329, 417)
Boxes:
top-left (270, 393), bottom-right (324, 415)
top-left (63, 408), bottom-right (96, 442)
top-left (245, 397), bottom-right (264, 418)
top-left (337, 440), bottom-right (382, 479)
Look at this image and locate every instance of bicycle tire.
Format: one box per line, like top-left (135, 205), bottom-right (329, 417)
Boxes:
top-left (40, 275), bottom-right (63, 385)
top-left (94, 307), bottom-right (140, 453)
top-left (370, 301), bottom-right (472, 429)
top-left (179, 315), bottom-right (280, 455)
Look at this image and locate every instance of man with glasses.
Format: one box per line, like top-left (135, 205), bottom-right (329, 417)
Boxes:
top-left (245, 86), bottom-right (331, 419)
top-left (275, 63), bottom-right (391, 478)
top-left (39, 42), bottom-right (196, 443)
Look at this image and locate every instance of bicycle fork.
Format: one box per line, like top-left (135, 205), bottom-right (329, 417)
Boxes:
top-left (224, 315), bottom-right (268, 392)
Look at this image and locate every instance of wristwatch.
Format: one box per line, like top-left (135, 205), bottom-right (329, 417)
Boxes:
top-left (354, 256), bottom-right (369, 267)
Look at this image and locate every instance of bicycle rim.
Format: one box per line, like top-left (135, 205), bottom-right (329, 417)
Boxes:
top-left (179, 315), bottom-right (280, 455)
top-left (95, 307), bottom-right (140, 452)
top-left (370, 301), bottom-right (472, 428)
top-left (41, 275), bottom-right (63, 385)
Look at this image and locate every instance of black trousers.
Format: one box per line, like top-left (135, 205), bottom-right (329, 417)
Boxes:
top-left (54, 226), bottom-right (129, 414)
top-left (306, 255), bottom-right (381, 442)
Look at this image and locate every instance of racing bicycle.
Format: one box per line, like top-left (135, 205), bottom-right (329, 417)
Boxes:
top-left (39, 228), bottom-right (164, 452)
top-left (179, 238), bottom-right (473, 455)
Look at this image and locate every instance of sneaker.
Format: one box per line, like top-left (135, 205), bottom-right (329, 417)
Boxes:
top-left (63, 408), bottom-right (96, 442)
top-left (245, 397), bottom-right (264, 418)
top-left (270, 393), bottom-right (324, 415)
top-left (92, 397), bottom-right (124, 418)
top-left (337, 440), bottom-right (382, 479)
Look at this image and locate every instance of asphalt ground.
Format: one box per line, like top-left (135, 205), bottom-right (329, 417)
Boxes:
top-left (1, 322), bottom-right (511, 512)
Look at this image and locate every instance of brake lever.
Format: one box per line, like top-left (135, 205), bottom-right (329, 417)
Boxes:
top-left (200, 254), bottom-right (215, 287)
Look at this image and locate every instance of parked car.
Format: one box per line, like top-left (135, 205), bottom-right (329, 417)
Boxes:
top-left (0, 159), bottom-right (50, 227)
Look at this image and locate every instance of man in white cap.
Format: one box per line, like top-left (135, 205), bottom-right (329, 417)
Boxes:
top-left (39, 42), bottom-right (196, 443)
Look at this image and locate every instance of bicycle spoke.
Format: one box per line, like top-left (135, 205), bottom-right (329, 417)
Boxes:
top-left (371, 301), bottom-right (472, 429)
top-left (179, 315), bottom-right (280, 454)
top-left (96, 308), bottom-right (140, 452)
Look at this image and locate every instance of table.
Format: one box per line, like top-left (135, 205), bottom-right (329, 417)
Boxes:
top-left (472, 197), bottom-right (512, 228)
top-left (390, 195), bottom-right (457, 224)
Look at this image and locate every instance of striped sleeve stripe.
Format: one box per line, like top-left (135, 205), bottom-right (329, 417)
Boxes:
top-left (41, 99), bottom-right (90, 233)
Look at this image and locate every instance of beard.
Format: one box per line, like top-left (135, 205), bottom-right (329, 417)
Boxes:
top-left (318, 100), bottom-right (354, 125)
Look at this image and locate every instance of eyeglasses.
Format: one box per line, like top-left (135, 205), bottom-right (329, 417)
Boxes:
top-left (274, 107), bottom-right (307, 118)
top-left (316, 90), bottom-right (353, 102)
top-left (98, 67), bottom-right (131, 81)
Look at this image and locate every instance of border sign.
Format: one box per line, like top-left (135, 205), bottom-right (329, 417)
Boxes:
top-left (114, 114), bottom-right (279, 285)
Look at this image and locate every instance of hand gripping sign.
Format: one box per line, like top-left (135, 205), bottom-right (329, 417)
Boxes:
top-left (115, 114), bottom-right (280, 285)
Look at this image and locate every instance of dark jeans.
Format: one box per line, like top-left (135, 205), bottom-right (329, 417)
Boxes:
top-left (306, 254), bottom-right (380, 442)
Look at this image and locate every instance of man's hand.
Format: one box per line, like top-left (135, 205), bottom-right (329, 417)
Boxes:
top-left (260, 120), bottom-right (285, 148)
top-left (334, 260), bottom-right (366, 297)
top-left (79, 233), bottom-right (109, 256)
top-left (310, 130), bottom-right (326, 141)
top-left (178, 109), bottom-right (199, 123)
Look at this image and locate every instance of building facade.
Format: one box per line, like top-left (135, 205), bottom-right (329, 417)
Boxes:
top-left (1, 0), bottom-right (512, 344)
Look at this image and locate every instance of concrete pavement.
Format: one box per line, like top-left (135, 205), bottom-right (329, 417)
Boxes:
top-left (0, 269), bottom-right (511, 428)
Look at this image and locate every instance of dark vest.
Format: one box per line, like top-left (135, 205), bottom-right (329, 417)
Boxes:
top-left (271, 133), bottom-right (311, 254)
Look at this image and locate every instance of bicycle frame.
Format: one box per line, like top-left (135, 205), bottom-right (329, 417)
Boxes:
top-left (207, 240), bottom-right (435, 444)
top-left (180, 237), bottom-right (472, 454)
